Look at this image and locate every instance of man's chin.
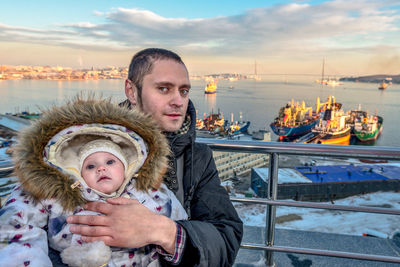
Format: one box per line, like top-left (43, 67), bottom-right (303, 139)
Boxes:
top-left (161, 121), bottom-right (184, 132)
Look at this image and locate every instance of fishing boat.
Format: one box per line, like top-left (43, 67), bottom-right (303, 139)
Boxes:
top-left (200, 110), bottom-right (226, 134)
top-left (195, 118), bottom-right (204, 130)
top-left (315, 59), bottom-right (342, 87)
top-left (378, 80), bottom-right (388, 90)
top-left (270, 99), bottom-right (320, 139)
top-left (204, 80), bottom-right (217, 94)
top-left (353, 114), bottom-right (383, 142)
top-left (326, 78), bottom-right (343, 87)
top-left (228, 121), bottom-right (250, 135)
top-left (9, 111), bottom-right (41, 120)
top-left (226, 112), bottom-right (250, 135)
top-left (311, 96), bottom-right (351, 145)
top-left (347, 109), bottom-right (367, 124)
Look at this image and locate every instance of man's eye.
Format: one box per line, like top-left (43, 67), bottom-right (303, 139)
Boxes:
top-left (107, 160), bottom-right (115, 165)
top-left (181, 89), bottom-right (189, 96)
top-left (87, 164), bottom-right (95, 170)
top-left (159, 87), bottom-right (168, 93)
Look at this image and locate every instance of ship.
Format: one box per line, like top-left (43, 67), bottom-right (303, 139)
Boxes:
top-left (353, 114), bottom-right (383, 142)
top-left (270, 99), bottom-right (320, 139)
top-left (196, 110), bottom-right (226, 135)
top-left (378, 80), bottom-right (388, 90)
top-left (316, 77), bottom-right (343, 87)
top-left (346, 108), bottom-right (368, 129)
top-left (227, 112), bottom-right (250, 135)
top-left (311, 96), bottom-right (351, 145)
top-left (195, 118), bottom-right (204, 130)
top-left (315, 59), bottom-right (342, 87)
top-left (325, 78), bottom-right (343, 87)
top-left (204, 80), bottom-right (217, 94)
top-left (228, 121), bottom-right (250, 135)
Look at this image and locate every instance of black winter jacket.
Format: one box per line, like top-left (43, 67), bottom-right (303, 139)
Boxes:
top-left (161, 100), bottom-right (243, 267)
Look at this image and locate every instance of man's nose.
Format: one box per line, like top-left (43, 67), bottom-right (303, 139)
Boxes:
top-left (170, 89), bottom-right (183, 107)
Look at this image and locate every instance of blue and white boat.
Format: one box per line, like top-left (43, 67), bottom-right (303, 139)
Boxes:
top-left (270, 99), bottom-right (320, 139)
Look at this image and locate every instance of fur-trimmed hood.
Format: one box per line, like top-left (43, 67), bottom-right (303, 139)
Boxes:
top-left (12, 96), bottom-right (170, 211)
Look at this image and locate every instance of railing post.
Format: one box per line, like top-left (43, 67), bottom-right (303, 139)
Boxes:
top-left (265, 152), bottom-right (279, 267)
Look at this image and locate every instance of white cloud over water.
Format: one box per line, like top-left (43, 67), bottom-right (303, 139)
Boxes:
top-left (0, 0), bottom-right (399, 73)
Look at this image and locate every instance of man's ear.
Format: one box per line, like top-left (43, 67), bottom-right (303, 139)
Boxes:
top-left (125, 79), bottom-right (137, 106)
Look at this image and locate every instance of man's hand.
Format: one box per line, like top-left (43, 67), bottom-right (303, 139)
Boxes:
top-left (66, 197), bottom-right (178, 253)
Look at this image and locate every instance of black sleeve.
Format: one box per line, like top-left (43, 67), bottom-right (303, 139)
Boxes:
top-left (168, 144), bottom-right (243, 267)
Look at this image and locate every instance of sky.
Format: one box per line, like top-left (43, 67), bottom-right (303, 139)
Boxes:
top-left (1, 0), bottom-right (400, 76)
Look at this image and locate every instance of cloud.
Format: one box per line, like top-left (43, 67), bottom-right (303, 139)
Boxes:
top-left (0, 22), bottom-right (124, 51)
top-left (1, 0), bottom-right (399, 60)
top-left (69, 1), bottom-right (400, 56)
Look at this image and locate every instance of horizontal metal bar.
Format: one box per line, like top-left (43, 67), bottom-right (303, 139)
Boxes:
top-left (241, 243), bottom-right (400, 263)
top-left (231, 197), bottom-right (400, 215)
top-left (197, 139), bottom-right (400, 160)
top-left (0, 166), bottom-right (13, 173)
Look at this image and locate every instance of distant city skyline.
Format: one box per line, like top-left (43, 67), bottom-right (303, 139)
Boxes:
top-left (1, 0), bottom-right (399, 76)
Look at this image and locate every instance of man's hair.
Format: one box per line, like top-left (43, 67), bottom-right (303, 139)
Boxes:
top-left (127, 48), bottom-right (186, 102)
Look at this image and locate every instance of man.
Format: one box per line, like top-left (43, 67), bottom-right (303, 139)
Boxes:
top-left (67, 48), bottom-right (243, 266)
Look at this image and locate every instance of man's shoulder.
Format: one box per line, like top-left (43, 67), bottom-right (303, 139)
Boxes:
top-left (193, 141), bottom-right (212, 154)
top-left (191, 142), bottom-right (216, 170)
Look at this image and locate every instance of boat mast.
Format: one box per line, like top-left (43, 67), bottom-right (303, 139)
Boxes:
top-left (321, 58), bottom-right (325, 84)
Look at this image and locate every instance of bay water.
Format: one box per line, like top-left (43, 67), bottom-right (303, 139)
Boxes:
top-left (1, 75), bottom-right (399, 147)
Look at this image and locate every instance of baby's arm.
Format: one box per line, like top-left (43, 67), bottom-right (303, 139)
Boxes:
top-left (150, 183), bottom-right (188, 220)
top-left (60, 208), bottom-right (112, 267)
top-left (0, 187), bottom-right (53, 267)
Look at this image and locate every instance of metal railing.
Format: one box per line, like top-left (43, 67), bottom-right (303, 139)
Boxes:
top-left (197, 139), bottom-right (400, 266)
top-left (0, 165), bottom-right (13, 173)
top-left (1, 140), bottom-right (400, 264)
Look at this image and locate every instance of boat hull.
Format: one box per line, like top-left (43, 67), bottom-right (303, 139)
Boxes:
top-left (354, 116), bottom-right (383, 142)
top-left (354, 127), bottom-right (382, 141)
top-left (313, 128), bottom-right (351, 145)
top-left (232, 121), bottom-right (250, 135)
top-left (204, 80), bottom-right (217, 94)
top-left (270, 120), bottom-right (319, 137)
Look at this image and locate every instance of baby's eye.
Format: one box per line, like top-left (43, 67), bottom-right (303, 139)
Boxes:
top-left (107, 160), bottom-right (115, 165)
top-left (86, 164), bottom-right (95, 170)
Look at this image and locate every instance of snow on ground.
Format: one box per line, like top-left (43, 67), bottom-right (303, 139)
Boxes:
top-left (234, 158), bottom-right (400, 238)
top-left (253, 168), bottom-right (311, 184)
top-left (0, 147), bottom-right (11, 164)
top-left (0, 115), bottom-right (30, 132)
top-left (235, 191), bottom-right (400, 238)
top-left (280, 154), bottom-right (369, 167)
top-left (0, 175), bottom-right (17, 186)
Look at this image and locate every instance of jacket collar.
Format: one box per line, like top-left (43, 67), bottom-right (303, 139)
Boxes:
top-left (165, 99), bottom-right (196, 158)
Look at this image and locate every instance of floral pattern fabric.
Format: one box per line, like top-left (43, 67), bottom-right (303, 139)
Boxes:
top-left (0, 182), bottom-right (187, 267)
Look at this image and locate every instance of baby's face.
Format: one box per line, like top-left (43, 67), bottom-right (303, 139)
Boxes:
top-left (81, 152), bottom-right (125, 194)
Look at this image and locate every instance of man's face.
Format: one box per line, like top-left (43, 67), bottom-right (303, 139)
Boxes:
top-left (125, 59), bottom-right (191, 132)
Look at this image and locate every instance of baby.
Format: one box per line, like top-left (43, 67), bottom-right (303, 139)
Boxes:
top-left (59, 138), bottom-right (186, 267)
top-left (0, 96), bottom-right (187, 267)
top-left (79, 139), bottom-right (129, 195)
